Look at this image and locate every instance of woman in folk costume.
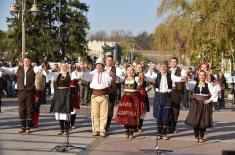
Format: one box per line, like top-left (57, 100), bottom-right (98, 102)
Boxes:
top-left (185, 70), bottom-right (218, 143)
top-left (115, 65), bottom-right (143, 139)
top-left (70, 65), bottom-right (80, 129)
top-left (135, 63), bottom-right (150, 132)
top-left (50, 62), bottom-right (72, 136)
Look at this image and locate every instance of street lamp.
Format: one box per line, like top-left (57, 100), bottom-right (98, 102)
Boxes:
top-left (9, 0), bottom-right (40, 59)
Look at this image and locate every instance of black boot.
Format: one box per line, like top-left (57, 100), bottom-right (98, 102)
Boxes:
top-left (106, 116), bottom-right (112, 131)
top-left (58, 120), bottom-right (64, 135)
top-left (199, 128), bottom-right (206, 142)
top-left (70, 114), bottom-right (76, 128)
top-left (138, 119), bottom-right (144, 132)
top-left (194, 128), bottom-right (199, 142)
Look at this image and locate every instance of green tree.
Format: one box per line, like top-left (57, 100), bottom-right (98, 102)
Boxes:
top-left (7, 0), bottom-right (89, 61)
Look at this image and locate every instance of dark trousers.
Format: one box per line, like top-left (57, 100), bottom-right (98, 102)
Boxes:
top-left (116, 83), bottom-right (122, 102)
top-left (18, 90), bottom-right (35, 129)
top-left (153, 92), bottom-right (171, 132)
top-left (106, 92), bottom-right (115, 129)
top-left (170, 89), bottom-right (181, 131)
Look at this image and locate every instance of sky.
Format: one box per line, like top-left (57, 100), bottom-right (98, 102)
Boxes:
top-left (0, 0), bottom-right (162, 35)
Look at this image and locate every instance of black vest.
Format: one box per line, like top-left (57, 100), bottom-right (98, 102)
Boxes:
top-left (155, 72), bottom-right (172, 90)
top-left (194, 83), bottom-right (210, 95)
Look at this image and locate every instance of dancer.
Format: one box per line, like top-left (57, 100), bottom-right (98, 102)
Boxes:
top-left (169, 57), bottom-right (186, 133)
top-left (185, 70), bottom-right (218, 143)
top-left (77, 56), bottom-right (112, 137)
top-left (0, 57), bottom-right (44, 133)
top-left (153, 60), bottom-right (186, 140)
top-left (50, 61), bottom-right (72, 136)
top-left (105, 54), bottom-right (116, 131)
top-left (115, 65), bottom-right (143, 139)
top-left (135, 63), bottom-right (150, 132)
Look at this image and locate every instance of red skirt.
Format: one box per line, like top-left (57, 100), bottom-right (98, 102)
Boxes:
top-left (71, 87), bottom-right (80, 109)
top-left (136, 89), bottom-right (150, 112)
top-left (115, 92), bottom-right (140, 126)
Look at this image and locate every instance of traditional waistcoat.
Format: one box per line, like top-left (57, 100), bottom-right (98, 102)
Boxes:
top-left (57, 72), bottom-right (70, 87)
top-left (17, 66), bottom-right (35, 91)
top-left (155, 73), bottom-right (172, 90)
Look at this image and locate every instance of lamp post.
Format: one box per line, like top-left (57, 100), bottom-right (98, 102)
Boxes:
top-left (9, 0), bottom-right (40, 59)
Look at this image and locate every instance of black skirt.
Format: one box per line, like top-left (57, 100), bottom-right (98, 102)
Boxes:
top-left (185, 99), bottom-right (213, 128)
top-left (50, 89), bottom-right (72, 114)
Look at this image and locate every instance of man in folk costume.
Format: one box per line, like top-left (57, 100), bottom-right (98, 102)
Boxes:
top-left (135, 63), bottom-right (150, 132)
top-left (153, 60), bottom-right (186, 140)
top-left (32, 63), bottom-right (46, 128)
top-left (104, 54), bottom-right (117, 131)
top-left (169, 57), bottom-right (186, 133)
top-left (0, 57), bottom-right (44, 133)
top-left (78, 56), bottom-right (112, 136)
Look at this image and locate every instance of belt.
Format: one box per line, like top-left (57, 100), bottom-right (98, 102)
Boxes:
top-left (92, 89), bottom-right (108, 96)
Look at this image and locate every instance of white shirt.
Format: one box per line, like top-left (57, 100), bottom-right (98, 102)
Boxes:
top-left (0, 65), bottom-right (44, 86)
top-left (170, 67), bottom-right (186, 87)
top-left (155, 73), bottom-right (184, 93)
top-left (90, 71), bottom-right (112, 89)
top-left (116, 66), bottom-right (125, 83)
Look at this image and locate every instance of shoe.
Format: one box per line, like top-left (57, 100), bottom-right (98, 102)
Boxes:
top-left (162, 135), bottom-right (169, 140)
top-left (126, 134), bottom-right (129, 139)
top-left (57, 131), bottom-right (64, 135)
top-left (71, 126), bottom-right (76, 129)
top-left (92, 132), bottom-right (99, 136)
top-left (63, 131), bottom-right (69, 136)
top-left (129, 134), bottom-right (134, 139)
top-left (99, 132), bottom-right (106, 137)
top-left (106, 127), bottom-right (111, 131)
top-left (25, 129), bottom-right (31, 134)
top-left (198, 138), bottom-right (204, 143)
top-left (157, 135), bottom-right (162, 140)
top-left (138, 128), bottom-right (143, 133)
top-left (173, 130), bottom-right (177, 134)
top-left (195, 137), bottom-right (199, 142)
top-left (18, 128), bottom-right (26, 133)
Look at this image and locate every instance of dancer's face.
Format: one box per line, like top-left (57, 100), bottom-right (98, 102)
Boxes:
top-left (127, 66), bottom-right (134, 77)
top-left (160, 64), bottom-right (168, 74)
top-left (60, 63), bottom-right (68, 72)
top-left (199, 71), bottom-right (206, 82)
